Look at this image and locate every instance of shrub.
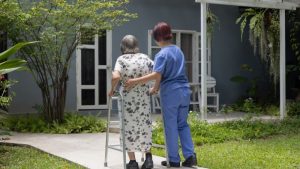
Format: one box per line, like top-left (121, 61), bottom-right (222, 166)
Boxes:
top-left (1, 113), bottom-right (106, 134)
top-left (152, 112), bottom-right (300, 146)
top-left (287, 101), bottom-right (300, 117)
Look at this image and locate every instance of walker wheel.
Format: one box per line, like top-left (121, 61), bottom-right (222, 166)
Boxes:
top-left (104, 162), bottom-right (108, 167)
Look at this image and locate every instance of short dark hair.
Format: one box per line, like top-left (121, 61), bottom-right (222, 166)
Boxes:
top-left (152, 22), bottom-right (173, 42)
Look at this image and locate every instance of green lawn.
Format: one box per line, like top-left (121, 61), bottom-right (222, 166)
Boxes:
top-left (152, 134), bottom-right (300, 169)
top-left (0, 144), bottom-right (84, 169)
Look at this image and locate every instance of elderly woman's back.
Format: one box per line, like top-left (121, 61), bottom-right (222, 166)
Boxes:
top-left (115, 53), bottom-right (153, 87)
top-left (109, 35), bottom-right (154, 169)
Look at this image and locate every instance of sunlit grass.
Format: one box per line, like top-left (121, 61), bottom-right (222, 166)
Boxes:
top-left (152, 134), bottom-right (300, 169)
top-left (0, 144), bottom-right (84, 169)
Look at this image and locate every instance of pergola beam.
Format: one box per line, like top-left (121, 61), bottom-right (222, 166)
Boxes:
top-left (195, 0), bottom-right (298, 10)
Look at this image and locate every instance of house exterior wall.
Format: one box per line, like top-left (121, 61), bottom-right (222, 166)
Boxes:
top-left (8, 0), bottom-right (266, 114)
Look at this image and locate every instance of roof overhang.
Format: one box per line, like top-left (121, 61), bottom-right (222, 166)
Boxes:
top-left (195, 0), bottom-right (299, 10)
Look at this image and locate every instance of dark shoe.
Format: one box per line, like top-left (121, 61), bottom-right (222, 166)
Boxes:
top-left (161, 161), bottom-right (180, 167)
top-left (141, 153), bottom-right (153, 169)
top-left (126, 160), bottom-right (139, 169)
top-left (182, 153), bottom-right (197, 167)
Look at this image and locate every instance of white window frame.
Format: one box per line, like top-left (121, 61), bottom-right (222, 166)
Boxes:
top-left (148, 29), bottom-right (211, 83)
top-left (76, 30), bottom-right (112, 110)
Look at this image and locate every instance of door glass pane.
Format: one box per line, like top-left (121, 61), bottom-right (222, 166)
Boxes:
top-left (151, 37), bottom-right (157, 46)
top-left (171, 32), bottom-right (176, 44)
top-left (82, 89), bottom-right (95, 105)
top-left (98, 32), bottom-right (106, 65)
top-left (198, 35), bottom-right (201, 48)
top-left (181, 33), bottom-right (193, 82)
top-left (185, 63), bottom-right (193, 82)
top-left (80, 27), bottom-right (95, 45)
top-left (81, 49), bottom-right (95, 85)
top-left (181, 33), bottom-right (193, 61)
top-left (99, 70), bottom-right (107, 105)
top-left (151, 48), bottom-right (161, 59)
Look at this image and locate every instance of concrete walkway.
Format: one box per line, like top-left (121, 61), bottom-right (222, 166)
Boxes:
top-left (0, 132), bottom-right (207, 169)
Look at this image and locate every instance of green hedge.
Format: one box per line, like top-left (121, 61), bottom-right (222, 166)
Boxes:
top-left (1, 113), bottom-right (106, 134)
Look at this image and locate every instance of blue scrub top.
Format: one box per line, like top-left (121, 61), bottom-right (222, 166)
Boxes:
top-left (153, 45), bottom-right (189, 95)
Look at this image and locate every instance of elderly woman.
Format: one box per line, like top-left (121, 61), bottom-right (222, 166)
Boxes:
top-left (108, 35), bottom-right (154, 169)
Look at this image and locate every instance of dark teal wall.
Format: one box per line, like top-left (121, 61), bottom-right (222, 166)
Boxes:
top-left (9, 0), bottom-right (268, 113)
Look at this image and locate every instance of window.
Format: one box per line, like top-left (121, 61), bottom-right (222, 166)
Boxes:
top-left (148, 30), bottom-right (212, 83)
top-left (76, 30), bottom-right (112, 110)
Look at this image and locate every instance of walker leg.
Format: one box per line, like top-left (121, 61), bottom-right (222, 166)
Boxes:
top-left (120, 93), bottom-right (127, 169)
top-left (104, 97), bottom-right (112, 167)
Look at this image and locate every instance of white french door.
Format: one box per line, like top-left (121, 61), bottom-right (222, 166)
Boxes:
top-left (76, 31), bottom-right (112, 110)
top-left (148, 30), bottom-right (211, 83)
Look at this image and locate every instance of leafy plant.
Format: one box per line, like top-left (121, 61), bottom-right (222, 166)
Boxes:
top-left (236, 8), bottom-right (280, 88)
top-left (0, 0), bottom-right (137, 122)
top-left (230, 64), bottom-right (259, 98)
top-left (0, 41), bottom-right (38, 120)
top-left (152, 112), bottom-right (300, 146)
top-left (241, 98), bottom-right (262, 114)
top-left (0, 42), bottom-right (37, 74)
top-left (1, 113), bottom-right (106, 134)
top-left (286, 100), bottom-right (300, 117)
top-left (287, 9), bottom-right (300, 73)
top-left (207, 6), bottom-right (219, 38)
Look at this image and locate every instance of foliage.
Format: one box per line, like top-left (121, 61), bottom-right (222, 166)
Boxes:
top-left (236, 8), bottom-right (280, 88)
top-left (287, 9), bottom-right (300, 73)
top-left (0, 41), bottom-right (38, 118)
top-left (1, 113), bottom-right (106, 134)
top-left (152, 112), bottom-right (300, 146)
top-left (0, 0), bottom-right (136, 122)
top-left (0, 145), bottom-right (84, 168)
top-left (0, 42), bottom-right (37, 75)
top-left (207, 6), bottom-right (219, 38)
top-left (153, 134), bottom-right (300, 169)
top-left (286, 100), bottom-right (300, 117)
top-left (0, 80), bottom-right (17, 108)
top-left (230, 64), bottom-right (259, 98)
top-left (220, 98), bottom-right (279, 116)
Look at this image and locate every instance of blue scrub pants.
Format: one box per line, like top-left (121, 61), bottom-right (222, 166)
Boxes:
top-left (160, 87), bottom-right (194, 163)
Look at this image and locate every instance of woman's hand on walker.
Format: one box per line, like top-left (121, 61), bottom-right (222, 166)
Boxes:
top-left (108, 89), bottom-right (114, 97)
top-left (125, 79), bottom-right (138, 91)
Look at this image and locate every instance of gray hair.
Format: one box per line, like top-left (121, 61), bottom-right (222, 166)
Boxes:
top-left (120, 35), bottom-right (139, 54)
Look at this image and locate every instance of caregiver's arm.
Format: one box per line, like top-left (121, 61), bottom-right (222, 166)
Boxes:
top-left (125, 72), bottom-right (161, 91)
top-left (108, 71), bottom-right (121, 97)
top-left (150, 73), bottom-right (161, 94)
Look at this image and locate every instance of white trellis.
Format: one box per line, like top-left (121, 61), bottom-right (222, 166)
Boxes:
top-left (195, 0), bottom-right (300, 120)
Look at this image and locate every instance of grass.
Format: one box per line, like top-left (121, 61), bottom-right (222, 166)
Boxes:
top-left (153, 113), bottom-right (300, 145)
top-left (0, 144), bottom-right (84, 169)
top-left (152, 134), bottom-right (300, 169)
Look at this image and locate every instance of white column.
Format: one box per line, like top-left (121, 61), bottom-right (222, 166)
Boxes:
top-left (201, 2), bottom-right (207, 120)
top-left (279, 9), bottom-right (286, 119)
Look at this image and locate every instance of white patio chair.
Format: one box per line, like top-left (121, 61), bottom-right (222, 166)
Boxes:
top-left (152, 76), bottom-right (219, 113)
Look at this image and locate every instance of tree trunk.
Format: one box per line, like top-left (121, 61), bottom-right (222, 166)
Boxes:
top-left (39, 72), bottom-right (68, 123)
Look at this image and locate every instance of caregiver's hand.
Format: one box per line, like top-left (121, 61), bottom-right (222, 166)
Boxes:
top-left (125, 78), bottom-right (138, 91)
top-left (149, 87), bottom-right (159, 95)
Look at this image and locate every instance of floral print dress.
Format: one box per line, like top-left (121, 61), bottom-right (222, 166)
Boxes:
top-left (114, 53), bottom-right (153, 152)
